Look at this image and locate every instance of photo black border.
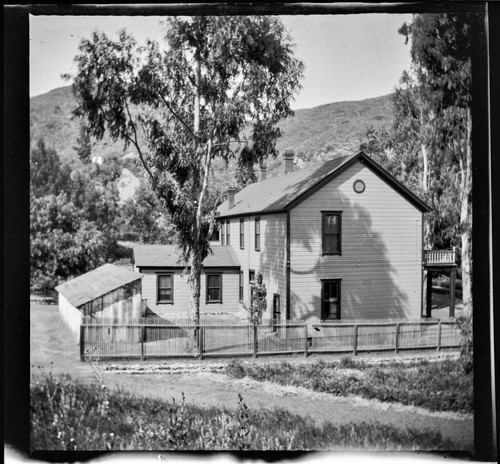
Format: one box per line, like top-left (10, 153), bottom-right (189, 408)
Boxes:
top-left (4, 2), bottom-right (497, 462)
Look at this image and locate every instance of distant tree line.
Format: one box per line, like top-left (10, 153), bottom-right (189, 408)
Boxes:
top-left (30, 138), bottom-right (174, 294)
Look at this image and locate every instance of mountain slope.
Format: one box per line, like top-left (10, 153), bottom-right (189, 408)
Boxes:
top-left (30, 85), bottom-right (394, 169)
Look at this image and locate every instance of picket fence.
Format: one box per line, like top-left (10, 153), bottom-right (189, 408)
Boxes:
top-left (79, 317), bottom-right (461, 361)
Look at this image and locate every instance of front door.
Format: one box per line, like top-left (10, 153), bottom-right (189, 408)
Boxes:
top-left (272, 294), bottom-right (280, 330)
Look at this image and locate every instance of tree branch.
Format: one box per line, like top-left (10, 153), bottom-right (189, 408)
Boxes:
top-left (159, 94), bottom-right (197, 141)
top-left (124, 102), bottom-right (155, 183)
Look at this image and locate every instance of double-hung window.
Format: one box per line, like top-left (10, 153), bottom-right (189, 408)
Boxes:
top-left (239, 271), bottom-right (244, 302)
top-left (221, 222), bottom-right (225, 246)
top-left (321, 280), bottom-right (341, 320)
top-left (240, 218), bottom-right (245, 249)
top-left (206, 274), bottom-right (222, 303)
top-left (322, 212), bottom-right (342, 255)
top-left (157, 274), bottom-right (174, 304)
top-left (254, 217), bottom-right (261, 251)
top-left (226, 220), bottom-right (231, 246)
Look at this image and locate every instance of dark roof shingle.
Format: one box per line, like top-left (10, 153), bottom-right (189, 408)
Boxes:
top-left (55, 263), bottom-right (143, 308)
top-left (217, 151), bottom-right (430, 217)
top-left (133, 244), bottom-right (240, 268)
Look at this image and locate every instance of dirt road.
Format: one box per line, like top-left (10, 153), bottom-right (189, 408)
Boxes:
top-left (30, 303), bottom-right (473, 451)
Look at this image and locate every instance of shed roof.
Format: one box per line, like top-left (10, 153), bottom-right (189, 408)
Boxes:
top-left (133, 244), bottom-right (240, 269)
top-left (55, 263), bottom-right (143, 308)
top-left (217, 151), bottom-right (430, 218)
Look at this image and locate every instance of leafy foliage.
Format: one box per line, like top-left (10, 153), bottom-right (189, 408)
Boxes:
top-left (67, 16), bottom-right (304, 322)
top-left (118, 179), bottom-right (176, 244)
top-left (226, 358), bottom-right (473, 414)
top-left (30, 192), bottom-right (107, 293)
top-left (30, 371), bottom-right (457, 451)
top-left (30, 139), bottom-right (72, 197)
top-left (30, 141), bottom-right (123, 292)
top-left (244, 271), bottom-right (267, 324)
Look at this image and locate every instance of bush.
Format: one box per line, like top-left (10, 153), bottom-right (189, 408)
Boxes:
top-left (226, 359), bottom-right (246, 379)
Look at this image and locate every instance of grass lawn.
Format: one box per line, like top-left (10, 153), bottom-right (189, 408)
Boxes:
top-left (226, 357), bottom-right (473, 414)
top-left (30, 372), bottom-right (459, 451)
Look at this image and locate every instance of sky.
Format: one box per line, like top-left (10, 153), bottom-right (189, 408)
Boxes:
top-left (29, 13), bottom-right (414, 110)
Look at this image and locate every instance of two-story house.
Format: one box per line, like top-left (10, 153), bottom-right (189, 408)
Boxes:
top-left (134, 150), bottom-right (430, 323)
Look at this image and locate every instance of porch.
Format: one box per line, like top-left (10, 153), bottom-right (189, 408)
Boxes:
top-left (423, 248), bottom-right (458, 318)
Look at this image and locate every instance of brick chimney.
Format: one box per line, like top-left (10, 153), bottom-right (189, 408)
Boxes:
top-left (283, 150), bottom-right (294, 175)
top-left (227, 187), bottom-right (237, 210)
top-left (260, 166), bottom-right (267, 182)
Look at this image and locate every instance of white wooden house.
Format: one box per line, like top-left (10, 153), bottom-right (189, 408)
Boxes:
top-left (217, 150), bottom-right (431, 324)
top-left (133, 150), bottom-right (431, 325)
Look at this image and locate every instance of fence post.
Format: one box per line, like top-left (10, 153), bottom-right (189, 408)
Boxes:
top-left (436, 321), bottom-right (442, 352)
top-left (198, 325), bottom-right (204, 360)
top-left (79, 324), bottom-right (85, 361)
top-left (140, 325), bottom-right (146, 361)
top-left (353, 325), bottom-right (358, 356)
top-left (395, 323), bottom-right (400, 353)
top-left (253, 323), bottom-right (258, 359)
top-left (304, 323), bottom-right (308, 358)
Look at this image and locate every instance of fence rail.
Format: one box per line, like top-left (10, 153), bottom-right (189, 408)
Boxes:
top-left (79, 319), bottom-right (461, 361)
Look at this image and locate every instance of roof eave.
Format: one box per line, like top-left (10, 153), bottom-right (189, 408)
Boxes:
top-left (217, 208), bottom-right (287, 220)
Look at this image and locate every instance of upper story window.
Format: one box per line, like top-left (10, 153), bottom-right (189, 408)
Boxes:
top-left (209, 225), bottom-right (220, 242)
top-left (221, 221), bottom-right (225, 246)
top-left (322, 212), bottom-right (342, 255)
top-left (157, 274), bottom-right (174, 304)
top-left (240, 218), bottom-right (245, 249)
top-left (254, 217), bottom-right (261, 251)
top-left (206, 274), bottom-right (222, 303)
top-left (226, 220), bottom-right (231, 246)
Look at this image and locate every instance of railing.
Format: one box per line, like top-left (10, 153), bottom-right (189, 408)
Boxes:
top-left (424, 248), bottom-right (457, 266)
top-left (79, 318), bottom-right (461, 361)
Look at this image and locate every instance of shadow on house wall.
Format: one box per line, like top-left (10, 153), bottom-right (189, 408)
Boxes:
top-left (260, 190), bottom-right (411, 323)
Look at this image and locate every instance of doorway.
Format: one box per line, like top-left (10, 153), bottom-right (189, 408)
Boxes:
top-left (272, 294), bottom-right (280, 330)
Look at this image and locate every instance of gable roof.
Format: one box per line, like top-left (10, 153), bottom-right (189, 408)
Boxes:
top-left (55, 263), bottom-right (143, 308)
top-left (133, 244), bottom-right (240, 269)
top-left (217, 151), bottom-right (430, 218)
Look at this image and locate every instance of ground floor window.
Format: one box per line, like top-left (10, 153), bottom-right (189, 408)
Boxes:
top-left (157, 274), bottom-right (173, 304)
top-left (321, 279), bottom-right (341, 320)
top-left (206, 274), bottom-right (223, 303)
top-left (239, 271), bottom-right (244, 302)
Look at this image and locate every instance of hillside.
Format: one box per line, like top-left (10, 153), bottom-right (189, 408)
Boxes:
top-left (30, 85), bottom-right (393, 170)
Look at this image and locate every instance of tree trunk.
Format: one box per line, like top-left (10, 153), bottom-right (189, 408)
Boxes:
top-left (188, 248), bottom-right (202, 326)
top-left (460, 108), bottom-right (473, 314)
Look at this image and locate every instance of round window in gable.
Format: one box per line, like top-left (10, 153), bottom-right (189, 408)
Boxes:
top-left (353, 179), bottom-right (366, 194)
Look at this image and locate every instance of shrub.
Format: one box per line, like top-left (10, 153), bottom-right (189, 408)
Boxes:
top-left (226, 359), bottom-right (246, 379)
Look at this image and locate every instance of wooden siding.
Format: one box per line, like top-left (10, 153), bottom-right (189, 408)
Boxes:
top-left (79, 280), bottom-right (143, 319)
top-left (228, 214), bottom-right (287, 323)
top-left (139, 267), bottom-right (240, 317)
top-left (289, 161), bottom-right (423, 323)
top-left (58, 293), bottom-right (82, 338)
